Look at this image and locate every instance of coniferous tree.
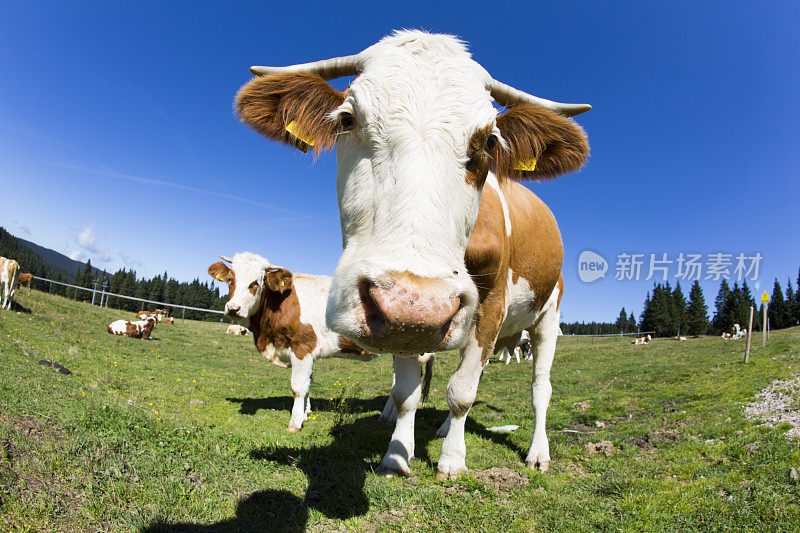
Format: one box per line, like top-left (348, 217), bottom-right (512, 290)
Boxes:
top-left (628, 311), bottom-right (637, 332)
top-left (712, 279), bottom-right (732, 333)
top-left (768, 279), bottom-right (788, 330)
top-left (786, 279), bottom-right (797, 327)
top-left (686, 280), bottom-right (710, 336)
top-left (616, 307), bottom-right (629, 333)
top-left (672, 282), bottom-right (688, 336)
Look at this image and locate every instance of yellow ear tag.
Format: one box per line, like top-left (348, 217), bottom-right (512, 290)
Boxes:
top-left (214, 274), bottom-right (226, 282)
top-left (513, 158), bottom-right (537, 171)
top-left (285, 121), bottom-right (315, 147)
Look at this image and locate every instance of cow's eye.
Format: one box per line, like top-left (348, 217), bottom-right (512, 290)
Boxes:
top-left (485, 134), bottom-right (497, 152)
top-left (248, 281), bottom-right (259, 295)
top-left (339, 112), bottom-right (355, 133)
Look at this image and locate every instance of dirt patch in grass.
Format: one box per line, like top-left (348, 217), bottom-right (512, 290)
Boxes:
top-left (472, 467), bottom-right (530, 494)
top-left (628, 430), bottom-right (681, 449)
top-left (585, 441), bottom-right (615, 456)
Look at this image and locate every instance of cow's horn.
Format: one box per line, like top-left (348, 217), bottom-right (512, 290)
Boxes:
top-left (250, 54), bottom-right (361, 81)
top-left (219, 255), bottom-right (233, 263)
top-left (488, 78), bottom-right (591, 117)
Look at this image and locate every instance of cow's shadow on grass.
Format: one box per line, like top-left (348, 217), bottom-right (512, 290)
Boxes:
top-left (227, 395), bottom-right (503, 417)
top-left (141, 405), bottom-right (524, 532)
top-left (9, 300), bottom-right (32, 314)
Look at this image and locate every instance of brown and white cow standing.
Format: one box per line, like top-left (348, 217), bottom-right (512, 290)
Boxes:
top-left (107, 319), bottom-right (156, 340)
top-left (15, 273), bottom-right (33, 294)
top-left (236, 31), bottom-right (590, 477)
top-left (0, 257), bottom-right (20, 310)
top-left (209, 253), bottom-right (434, 432)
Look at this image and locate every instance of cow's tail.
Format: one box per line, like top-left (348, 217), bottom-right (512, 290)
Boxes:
top-left (421, 355), bottom-right (434, 402)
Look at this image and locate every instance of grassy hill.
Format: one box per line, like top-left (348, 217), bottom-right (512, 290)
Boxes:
top-left (1, 289), bottom-right (799, 531)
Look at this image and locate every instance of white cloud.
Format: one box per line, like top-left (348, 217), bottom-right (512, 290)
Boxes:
top-left (77, 225), bottom-right (98, 252)
top-left (68, 250), bottom-right (85, 261)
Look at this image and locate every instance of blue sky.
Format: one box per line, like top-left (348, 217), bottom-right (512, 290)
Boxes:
top-left (1, 1), bottom-right (798, 321)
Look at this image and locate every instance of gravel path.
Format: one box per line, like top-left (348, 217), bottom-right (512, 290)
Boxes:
top-left (744, 374), bottom-right (800, 442)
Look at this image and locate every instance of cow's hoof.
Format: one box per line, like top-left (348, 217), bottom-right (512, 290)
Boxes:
top-left (286, 425), bottom-right (302, 433)
top-left (526, 460), bottom-right (550, 472)
top-left (434, 468), bottom-right (466, 481)
top-left (375, 465), bottom-right (408, 478)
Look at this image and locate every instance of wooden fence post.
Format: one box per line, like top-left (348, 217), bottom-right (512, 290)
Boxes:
top-left (744, 306), bottom-right (754, 363)
top-left (762, 303), bottom-right (768, 348)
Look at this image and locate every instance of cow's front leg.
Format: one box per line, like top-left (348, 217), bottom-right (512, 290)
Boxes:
top-left (436, 329), bottom-right (485, 479)
top-left (287, 355), bottom-right (314, 432)
top-left (525, 299), bottom-right (559, 471)
top-left (378, 372), bottom-right (398, 424)
top-left (376, 356), bottom-right (422, 476)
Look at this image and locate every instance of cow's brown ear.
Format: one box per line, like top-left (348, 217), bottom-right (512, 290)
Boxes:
top-left (235, 72), bottom-right (345, 155)
top-left (208, 261), bottom-right (231, 282)
top-left (494, 104), bottom-right (589, 180)
top-left (264, 267), bottom-right (293, 293)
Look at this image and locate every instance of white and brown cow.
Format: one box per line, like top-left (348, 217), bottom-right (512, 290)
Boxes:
top-left (107, 319), bottom-right (155, 340)
top-left (209, 253), bottom-right (434, 432)
top-left (0, 257), bottom-right (20, 310)
top-left (226, 324), bottom-right (249, 335)
top-left (236, 31), bottom-right (590, 477)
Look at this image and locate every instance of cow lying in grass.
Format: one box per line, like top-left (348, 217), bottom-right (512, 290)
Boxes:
top-left (107, 319), bottom-right (155, 340)
top-left (632, 334), bottom-right (652, 345)
top-left (226, 324), bottom-right (249, 335)
top-left (209, 252), bottom-right (433, 432)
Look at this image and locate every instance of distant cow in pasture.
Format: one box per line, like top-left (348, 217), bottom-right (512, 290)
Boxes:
top-left (675, 336), bottom-right (687, 341)
top-left (107, 319), bottom-right (155, 340)
top-left (0, 256), bottom-right (20, 310)
top-left (209, 252), bottom-right (434, 432)
top-left (15, 273), bottom-right (33, 294)
top-left (161, 316), bottom-right (175, 324)
top-left (137, 309), bottom-right (169, 322)
top-left (497, 330), bottom-right (533, 364)
top-left (723, 324), bottom-right (746, 340)
top-left (632, 335), bottom-right (652, 345)
top-left (226, 324), bottom-right (249, 335)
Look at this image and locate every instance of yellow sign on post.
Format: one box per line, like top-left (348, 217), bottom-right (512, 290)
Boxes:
top-left (761, 292), bottom-right (770, 303)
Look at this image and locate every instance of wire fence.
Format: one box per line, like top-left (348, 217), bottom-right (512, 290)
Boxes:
top-left (558, 331), bottom-right (656, 345)
top-left (32, 276), bottom-right (226, 324)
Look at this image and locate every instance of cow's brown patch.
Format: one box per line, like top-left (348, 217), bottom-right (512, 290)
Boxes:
top-left (235, 72), bottom-right (345, 155)
top-left (501, 179), bottom-right (564, 312)
top-left (494, 104), bottom-right (589, 181)
top-left (250, 276), bottom-right (318, 360)
top-left (338, 336), bottom-right (369, 356)
top-left (464, 185), bottom-right (510, 368)
top-left (125, 321), bottom-right (137, 337)
top-left (141, 320), bottom-right (155, 340)
top-left (465, 124), bottom-right (495, 188)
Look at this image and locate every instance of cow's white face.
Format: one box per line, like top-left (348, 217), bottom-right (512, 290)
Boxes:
top-left (236, 31), bottom-right (589, 354)
top-left (209, 253), bottom-right (295, 322)
top-left (323, 35), bottom-right (501, 353)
